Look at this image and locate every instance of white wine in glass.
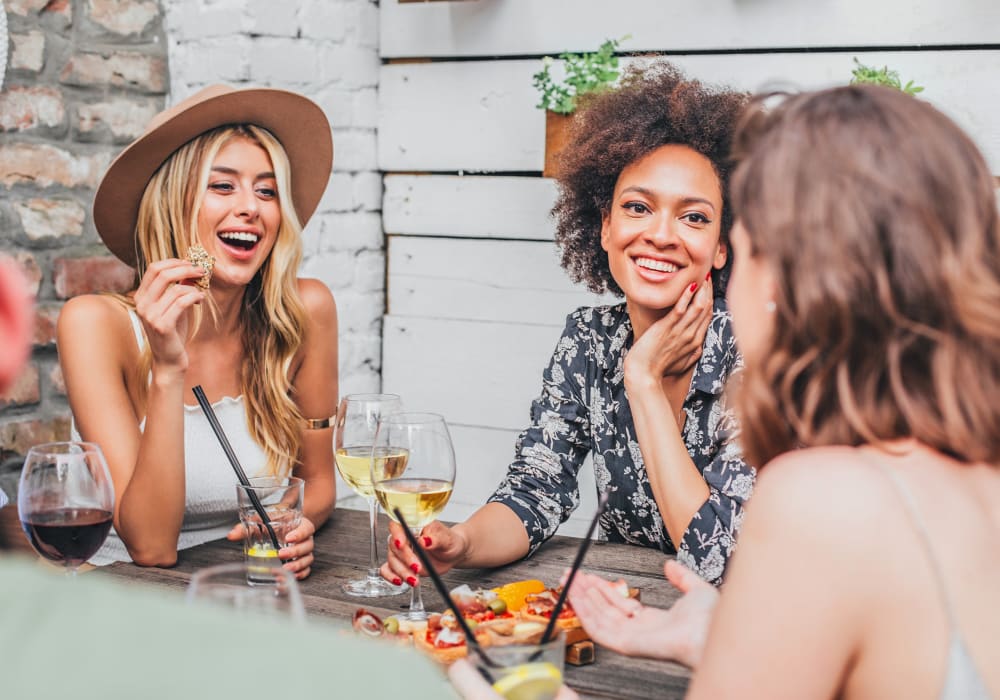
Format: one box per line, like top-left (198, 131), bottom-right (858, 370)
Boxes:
top-left (372, 412), bottom-right (456, 622)
top-left (333, 394), bottom-right (408, 597)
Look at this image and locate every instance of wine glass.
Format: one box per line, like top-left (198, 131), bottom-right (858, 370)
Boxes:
top-left (372, 412), bottom-right (456, 621)
top-left (333, 393), bottom-right (408, 597)
top-left (17, 441), bottom-right (115, 575)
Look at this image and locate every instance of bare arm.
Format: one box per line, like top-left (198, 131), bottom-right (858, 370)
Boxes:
top-left (624, 282), bottom-right (712, 547)
top-left (59, 260), bottom-right (207, 566)
top-left (687, 450), bottom-right (867, 698)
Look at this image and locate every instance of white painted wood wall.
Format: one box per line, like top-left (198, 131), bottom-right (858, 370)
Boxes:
top-left (376, 0), bottom-right (1000, 534)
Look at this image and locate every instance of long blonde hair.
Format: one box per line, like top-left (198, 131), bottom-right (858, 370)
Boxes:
top-left (125, 124), bottom-right (308, 475)
top-left (730, 86), bottom-right (1000, 468)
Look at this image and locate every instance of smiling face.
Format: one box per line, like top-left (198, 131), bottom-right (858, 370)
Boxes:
top-left (195, 135), bottom-right (281, 290)
top-left (601, 144), bottom-right (727, 325)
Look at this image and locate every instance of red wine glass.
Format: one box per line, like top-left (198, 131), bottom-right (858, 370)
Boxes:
top-left (18, 441), bottom-right (115, 575)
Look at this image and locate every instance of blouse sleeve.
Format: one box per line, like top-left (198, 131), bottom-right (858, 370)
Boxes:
top-left (487, 311), bottom-right (593, 554)
top-left (676, 425), bottom-right (756, 586)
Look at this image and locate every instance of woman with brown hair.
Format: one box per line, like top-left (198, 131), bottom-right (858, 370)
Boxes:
top-left (384, 63), bottom-right (754, 589)
top-left (57, 86), bottom-right (338, 576)
top-left (567, 84), bottom-right (999, 698)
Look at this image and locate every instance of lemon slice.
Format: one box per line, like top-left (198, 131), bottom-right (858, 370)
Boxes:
top-left (491, 662), bottom-right (563, 700)
top-left (247, 544), bottom-right (279, 558)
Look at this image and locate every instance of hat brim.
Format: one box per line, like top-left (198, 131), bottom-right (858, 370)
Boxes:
top-left (93, 86), bottom-right (333, 267)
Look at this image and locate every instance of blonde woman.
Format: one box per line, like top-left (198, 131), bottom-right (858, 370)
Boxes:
top-left (58, 86), bottom-right (338, 577)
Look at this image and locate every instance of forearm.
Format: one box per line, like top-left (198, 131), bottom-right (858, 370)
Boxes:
top-left (302, 470), bottom-right (335, 529)
top-left (626, 374), bottom-right (710, 548)
top-left (117, 370), bottom-right (188, 566)
top-left (452, 502), bottom-right (531, 569)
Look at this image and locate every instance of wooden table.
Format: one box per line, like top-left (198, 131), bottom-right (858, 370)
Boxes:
top-left (100, 508), bottom-right (691, 699)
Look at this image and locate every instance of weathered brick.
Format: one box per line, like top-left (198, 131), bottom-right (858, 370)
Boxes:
top-left (0, 86), bottom-right (66, 133)
top-left (299, 0), bottom-right (348, 41)
top-left (169, 39), bottom-right (251, 85)
top-left (10, 31), bottom-right (46, 72)
top-left (87, 0), bottom-right (159, 36)
top-left (316, 211), bottom-right (383, 252)
top-left (53, 256), bottom-right (135, 298)
top-left (33, 303), bottom-right (62, 348)
top-left (319, 46), bottom-right (379, 89)
top-left (11, 252), bottom-right (42, 297)
top-left (317, 172), bottom-right (382, 214)
top-left (315, 87), bottom-right (377, 130)
top-left (60, 51), bottom-right (167, 93)
top-left (248, 39), bottom-right (320, 85)
top-left (13, 198), bottom-right (86, 241)
top-left (0, 143), bottom-right (108, 189)
top-left (48, 364), bottom-right (66, 396)
top-left (76, 96), bottom-right (160, 143)
top-left (0, 364), bottom-right (40, 410)
top-left (6, 0), bottom-right (48, 16)
top-left (163, 4), bottom-right (243, 41)
top-left (248, 0), bottom-right (298, 37)
top-left (0, 415), bottom-right (72, 456)
top-left (331, 129), bottom-right (377, 172)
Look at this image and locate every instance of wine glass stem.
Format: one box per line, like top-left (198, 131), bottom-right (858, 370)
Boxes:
top-left (366, 496), bottom-right (380, 579)
top-left (408, 528), bottom-right (425, 615)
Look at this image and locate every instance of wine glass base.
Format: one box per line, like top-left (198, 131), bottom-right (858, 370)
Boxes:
top-left (393, 608), bottom-right (429, 622)
top-left (341, 577), bottom-right (408, 598)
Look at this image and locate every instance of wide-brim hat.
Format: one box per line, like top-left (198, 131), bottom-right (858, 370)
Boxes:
top-left (93, 84), bottom-right (333, 267)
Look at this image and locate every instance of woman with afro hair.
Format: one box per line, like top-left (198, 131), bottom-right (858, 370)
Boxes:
top-left (383, 63), bottom-right (754, 587)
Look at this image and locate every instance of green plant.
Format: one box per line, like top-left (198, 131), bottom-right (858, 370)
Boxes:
top-left (532, 36), bottom-right (629, 114)
top-left (850, 58), bottom-right (924, 95)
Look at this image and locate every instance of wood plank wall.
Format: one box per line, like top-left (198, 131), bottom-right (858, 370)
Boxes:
top-left (377, 0), bottom-right (1000, 533)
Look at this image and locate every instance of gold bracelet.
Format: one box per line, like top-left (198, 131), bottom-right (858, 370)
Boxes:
top-left (304, 416), bottom-right (332, 430)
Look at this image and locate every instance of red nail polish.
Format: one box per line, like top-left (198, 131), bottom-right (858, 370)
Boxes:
top-left (394, 539), bottom-right (402, 549)
top-left (423, 537), bottom-right (432, 547)
top-left (410, 562), bottom-right (420, 573)
top-left (406, 576), bottom-right (417, 587)
top-left (689, 283), bottom-right (698, 293)
top-left (392, 577), bottom-right (402, 586)
top-left (705, 271), bottom-right (711, 281)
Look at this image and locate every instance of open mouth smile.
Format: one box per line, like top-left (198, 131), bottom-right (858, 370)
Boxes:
top-left (217, 231), bottom-right (261, 252)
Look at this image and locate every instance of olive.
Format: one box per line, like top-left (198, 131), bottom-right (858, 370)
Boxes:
top-left (488, 598), bottom-right (508, 615)
top-left (383, 616), bottom-right (400, 635)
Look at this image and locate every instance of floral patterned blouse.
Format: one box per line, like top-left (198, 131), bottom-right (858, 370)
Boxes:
top-left (488, 298), bottom-right (754, 585)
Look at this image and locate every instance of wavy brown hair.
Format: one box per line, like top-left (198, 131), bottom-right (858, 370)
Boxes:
top-left (552, 62), bottom-right (749, 296)
top-left (730, 85), bottom-right (1000, 468)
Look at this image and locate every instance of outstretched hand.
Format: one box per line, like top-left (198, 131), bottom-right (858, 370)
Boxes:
top-left (565, 559), bottom-right (719, 668)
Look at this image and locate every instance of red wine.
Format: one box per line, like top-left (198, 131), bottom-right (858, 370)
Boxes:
top-left (20, 508), bottom-right (113, 567)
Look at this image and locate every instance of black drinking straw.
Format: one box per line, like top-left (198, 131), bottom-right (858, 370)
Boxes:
top-left (393, 508), bottom-right (500, 672)
top-left (192, 385), bottom-right (280, 550)
top-left (537, 487), bottom-right (612, 647)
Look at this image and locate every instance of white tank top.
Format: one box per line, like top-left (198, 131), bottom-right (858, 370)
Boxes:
top-left (86, 310), bottom-right (267, 565)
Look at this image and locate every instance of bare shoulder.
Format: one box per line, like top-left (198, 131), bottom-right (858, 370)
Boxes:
top-left (296, 278), bottom-right (337, 322)
top-left (748, 446), bottom-right (890, 539)
top-left (57, 294), bottom-right (132, 343)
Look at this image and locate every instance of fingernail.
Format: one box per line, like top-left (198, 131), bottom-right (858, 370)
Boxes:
top-left (689, 283), bottom-right (698, 293)
top-left (705, 271), bottom-right (711, 281)
top-left (423, 537), bottom-right (432, 547)
top-left (392, 577), bottom-right (402, 586)
top-left (410, 562), bottom-right (420, 574)
top-left (394, 539), bottom-right (402, 549)
top-left (406, 576), bottom-right (417, 587)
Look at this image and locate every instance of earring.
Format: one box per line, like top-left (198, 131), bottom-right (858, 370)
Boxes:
top-left (764, 300), bottom-right (776, 313)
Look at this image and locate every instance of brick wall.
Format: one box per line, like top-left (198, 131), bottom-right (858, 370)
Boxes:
top-left (161, 0), bottom-right (384, 399)
top-left (0, 0), bottom-right (167, 498)
top-left (0, 0), bottom-right (383, 501)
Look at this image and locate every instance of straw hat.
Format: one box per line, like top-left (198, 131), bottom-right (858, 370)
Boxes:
top-left (93, 84), bottom-right (333, 267)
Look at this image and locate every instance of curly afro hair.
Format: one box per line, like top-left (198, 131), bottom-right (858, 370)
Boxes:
top-left (552, 62), bottom-right (748, 296)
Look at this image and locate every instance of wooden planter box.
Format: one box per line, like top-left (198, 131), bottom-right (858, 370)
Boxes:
top-left (544, 110), bottom-right (573, 179)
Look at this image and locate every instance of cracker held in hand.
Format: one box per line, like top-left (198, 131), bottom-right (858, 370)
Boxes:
top-left (186, 245), bottom-right (215, 291)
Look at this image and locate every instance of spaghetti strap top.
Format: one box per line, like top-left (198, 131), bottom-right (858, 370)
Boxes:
top-left (871, 457), bottom-right (993, 700)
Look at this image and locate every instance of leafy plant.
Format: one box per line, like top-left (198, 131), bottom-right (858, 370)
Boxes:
top-left (532, 36), bottom-right (629, 114)
top-left (850, 58), bottom-right (924, 96)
